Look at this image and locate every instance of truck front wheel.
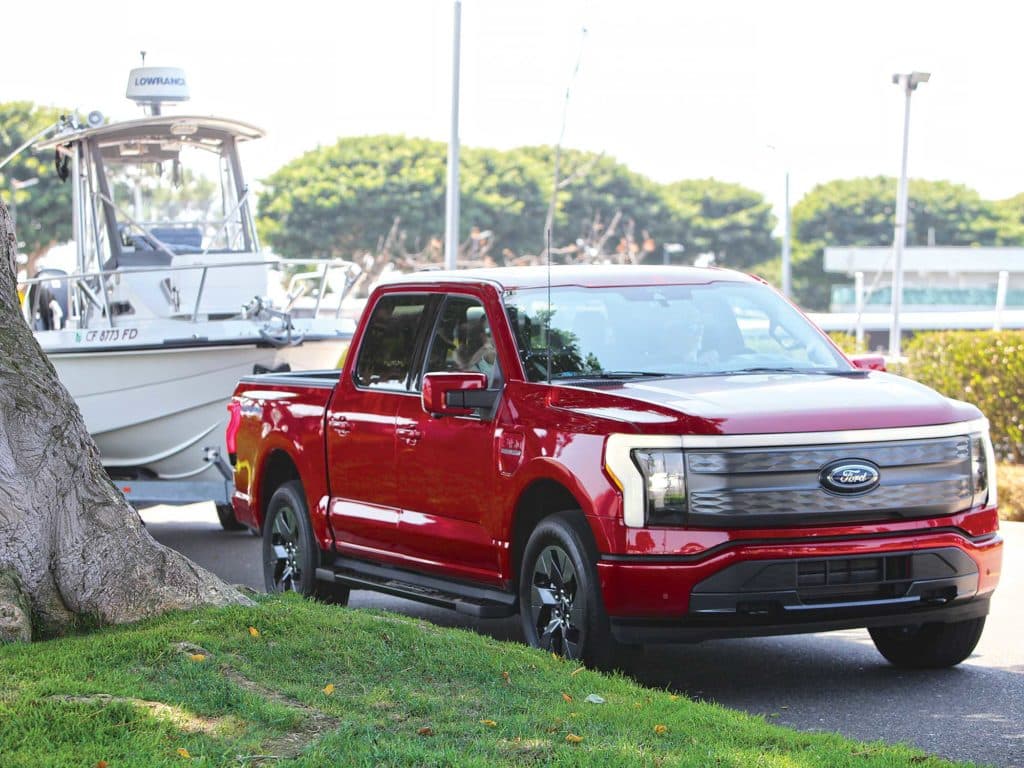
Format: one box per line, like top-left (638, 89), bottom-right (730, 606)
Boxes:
top-left (518, 512), bottom-right (617, 669)
top-left (868, 617), bottom-right (985, 668)
top-left (262, 481), bottom-right (349, 605)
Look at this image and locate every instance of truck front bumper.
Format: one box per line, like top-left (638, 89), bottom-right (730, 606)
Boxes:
top-left (597, 528), bottom-right (1002, 644)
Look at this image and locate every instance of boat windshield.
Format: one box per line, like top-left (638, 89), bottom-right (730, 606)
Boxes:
top-left (99, 135), bottom-right (253, 256)
top-left (504, 281), bottom-right (851, 382)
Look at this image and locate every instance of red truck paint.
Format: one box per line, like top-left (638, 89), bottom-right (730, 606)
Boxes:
top-left (230, 266), bottom-right (1001, 668)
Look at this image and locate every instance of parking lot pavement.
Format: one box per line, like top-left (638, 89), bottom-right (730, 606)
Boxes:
top-left (145, 505), bottom-right (1024, 767)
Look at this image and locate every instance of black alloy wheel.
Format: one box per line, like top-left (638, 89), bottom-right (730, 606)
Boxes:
top-left (530, 545), bottom-right (585, 658)
top-left (261, 480), bottom-right (348, 604)
top-left (518, 511), bottom-right (617, 668)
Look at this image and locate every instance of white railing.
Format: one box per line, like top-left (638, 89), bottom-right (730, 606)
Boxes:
top-left (21, 257), bottom-right (360, 330)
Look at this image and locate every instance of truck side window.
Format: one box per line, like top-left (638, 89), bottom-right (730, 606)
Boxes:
top-left (354, 294), bottom-right (430, 390)
top-left (423, 296), bottom-right (501, 389)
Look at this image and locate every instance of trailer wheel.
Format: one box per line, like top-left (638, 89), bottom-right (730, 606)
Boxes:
top-left (215, 503), bottom-right (246, 531)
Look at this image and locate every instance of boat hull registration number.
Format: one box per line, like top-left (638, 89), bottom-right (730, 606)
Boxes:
top-left (77, 329), bottom-right (140, 343)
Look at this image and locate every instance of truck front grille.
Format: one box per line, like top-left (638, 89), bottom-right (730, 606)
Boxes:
top-left (684, 436), bottom-right (975, 527)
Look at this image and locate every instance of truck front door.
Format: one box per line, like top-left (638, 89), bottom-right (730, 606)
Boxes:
top-left (393, 292), bottom-right (504, 584)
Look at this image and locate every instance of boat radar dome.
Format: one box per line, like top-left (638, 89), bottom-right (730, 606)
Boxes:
top-left (126, 67), bottom-right (189, 115)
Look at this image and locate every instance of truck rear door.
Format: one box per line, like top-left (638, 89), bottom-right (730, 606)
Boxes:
top-left (325, 292), bottom-right (434, 557)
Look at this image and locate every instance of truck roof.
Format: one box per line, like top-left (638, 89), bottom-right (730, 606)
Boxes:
top-left (378, 265), bottom-right (758, 292)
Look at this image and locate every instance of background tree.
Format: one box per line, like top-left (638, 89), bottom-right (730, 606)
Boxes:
top-left (661, 179), bottom-right (778, 270)
top-left (993, 192), bottom-right (1024, 245)
top-left (791, 177), bottom-right (1004, 310)
top-left (257, 135), bottom-right (777, 271)
top-left (0, 102), bottom-right (72, 267)
top-left (0, 199), bottom-right (246, 641)
top-left (512, 145), bottom-right (673, 261)
top-left (258, 135), bottom-right (448, 261)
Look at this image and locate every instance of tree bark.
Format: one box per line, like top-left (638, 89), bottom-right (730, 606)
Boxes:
top-left (0, 199), bottom-right (249, 640)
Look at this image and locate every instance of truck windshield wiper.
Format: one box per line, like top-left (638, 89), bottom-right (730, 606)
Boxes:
top-left (712, 367), bottom-right (868, 377)
top-left (557, 371), bottom-right (671, 381)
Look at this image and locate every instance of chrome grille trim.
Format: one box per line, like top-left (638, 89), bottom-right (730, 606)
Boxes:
top-left (690, 478), bottom-right (972, 518)
top-left (604, 420), bottom-right (992, 528)
top-left (684, 435), bottom-right (977, 526)
top-left (687, 437), bottom-right (970, 475)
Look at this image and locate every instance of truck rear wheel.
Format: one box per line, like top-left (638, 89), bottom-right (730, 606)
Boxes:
top-left (518, 511), bottom-right (617, 669)
top-left (262, 481), bottom-right (349, 605)
top-left (868, 617), bottom-right (985, 668)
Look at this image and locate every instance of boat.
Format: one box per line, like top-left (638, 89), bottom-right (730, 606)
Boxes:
top-left (11, 65), bottom-right (358, 528)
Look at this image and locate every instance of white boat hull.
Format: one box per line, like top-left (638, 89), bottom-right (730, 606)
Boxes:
top-left (46, 332), bottom-right (346, 485)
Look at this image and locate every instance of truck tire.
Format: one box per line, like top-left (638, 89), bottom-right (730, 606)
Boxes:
top-left (215, 503), bottom-right (246, 531)
top-left (518, 511), bottom-right (618, 670)
top-left (262, 481), bottom-right (349, 605)
top-left (868, 617), bottom-right (986, 668)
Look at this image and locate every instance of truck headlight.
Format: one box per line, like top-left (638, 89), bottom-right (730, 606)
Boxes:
top-left (970, 432), bottom-right (997, 509)
top-left (632, 449), bottom-right (687, 525)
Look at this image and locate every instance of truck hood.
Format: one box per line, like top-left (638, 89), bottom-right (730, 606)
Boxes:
top-left (553, 371), bottom-right (981, 435)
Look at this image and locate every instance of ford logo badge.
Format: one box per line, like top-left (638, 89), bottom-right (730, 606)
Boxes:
top-left (819, 459), bottom-right (881, 495)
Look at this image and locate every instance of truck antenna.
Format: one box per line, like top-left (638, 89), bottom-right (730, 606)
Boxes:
top-left (546, 227), bottom-right (553, 385)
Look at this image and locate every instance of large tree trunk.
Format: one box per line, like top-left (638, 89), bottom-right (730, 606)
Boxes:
top-left (0, 199), bottom-right (248, 640)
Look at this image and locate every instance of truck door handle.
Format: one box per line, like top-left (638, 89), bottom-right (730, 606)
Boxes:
top-left (329, 415), bottom-right (352, 436)
top-left (396, 425), bottom-right (422, 446)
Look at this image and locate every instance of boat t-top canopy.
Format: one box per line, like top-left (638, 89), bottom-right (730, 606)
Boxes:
top-left (36, 115), bottom-right (264, 164)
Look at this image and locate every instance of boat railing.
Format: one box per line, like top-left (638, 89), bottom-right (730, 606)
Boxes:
top-left (20, 257), bottom-right (361, 331)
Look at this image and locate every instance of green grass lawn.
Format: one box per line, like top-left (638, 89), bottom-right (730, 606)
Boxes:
top-left (0, 594), bottom-right (971, 767)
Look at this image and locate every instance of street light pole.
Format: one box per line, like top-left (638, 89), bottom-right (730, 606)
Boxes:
top-left (782, 170), bottom-right (791, 298)
top-left (889, 71), bottom-right (929, 359)
top-left (766, 145), bottom-right (791, 298)
top-left (444, 0), bottom-right (462, 270)
top-left (9, 176), bottom-right (39, 243)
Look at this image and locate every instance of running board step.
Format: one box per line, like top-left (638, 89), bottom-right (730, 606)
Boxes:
top-left (315, 562), bottom-right (516, 619)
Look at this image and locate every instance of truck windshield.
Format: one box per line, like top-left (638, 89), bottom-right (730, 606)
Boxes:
top-left (504, 281), bottom-right (850, 382)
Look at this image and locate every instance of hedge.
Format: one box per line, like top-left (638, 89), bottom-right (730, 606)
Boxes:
top-left (900, 330), bottom-right (1024, 463)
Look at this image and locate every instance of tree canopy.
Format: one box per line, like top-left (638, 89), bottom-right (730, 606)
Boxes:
top-left (661, 179), bottom-right (777, 270)
top-left (790, 177), bottom-right (1014, 310)
top-left (0, 101), bottom-right (72, 257)
top-left (256, 135), bottom-right (778, 267)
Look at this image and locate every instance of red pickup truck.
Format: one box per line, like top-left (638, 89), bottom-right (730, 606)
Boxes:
top-left (227, 266), bottom-right (1001, 669)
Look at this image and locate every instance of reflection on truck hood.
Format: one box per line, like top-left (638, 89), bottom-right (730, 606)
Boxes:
top-left (556, 371), bottom-right (980, 434)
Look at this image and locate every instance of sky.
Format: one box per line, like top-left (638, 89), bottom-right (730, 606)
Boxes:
top-left (3, 0), bottom-right (1023, 228)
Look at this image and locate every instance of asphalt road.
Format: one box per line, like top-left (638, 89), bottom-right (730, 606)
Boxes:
top-left (144, 504), bottom-right (1024, 767)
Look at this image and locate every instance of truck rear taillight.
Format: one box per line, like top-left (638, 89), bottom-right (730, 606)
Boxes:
top-left (226, 401), bottom-right (242, 465)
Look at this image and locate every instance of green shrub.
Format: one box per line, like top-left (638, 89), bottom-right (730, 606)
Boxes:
top-left (997, 463), bottom-right (1024, 521)
top-left (827, 331), bottom-right (866, 355)
top-left (901, 330), bottom-right (1024, 462)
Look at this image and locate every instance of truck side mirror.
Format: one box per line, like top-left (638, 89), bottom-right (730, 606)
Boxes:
top-left (422, 372), bottom-right (489, 417)
top-left (849, 354), bottom-right (887, 372)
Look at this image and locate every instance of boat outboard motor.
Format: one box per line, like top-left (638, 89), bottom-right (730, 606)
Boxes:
top-left (25, 268), bottom-right (69, 331)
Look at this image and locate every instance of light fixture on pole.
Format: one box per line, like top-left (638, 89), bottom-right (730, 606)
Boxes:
top-left (889, 71), bottom-right (929, 359)
top-left (444, 0), bottom-right (462, 270)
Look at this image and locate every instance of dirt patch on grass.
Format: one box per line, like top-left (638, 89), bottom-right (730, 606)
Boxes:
top-left (168, 641), bottom-right (341, 763)
top-left (219, 665), bottom-right (341, 761)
